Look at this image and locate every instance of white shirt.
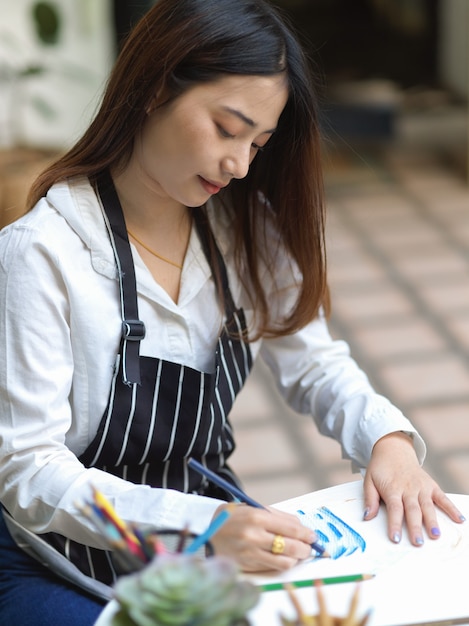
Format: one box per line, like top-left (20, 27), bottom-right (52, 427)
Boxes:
top-left (0, 177), bottom-right (424, 586)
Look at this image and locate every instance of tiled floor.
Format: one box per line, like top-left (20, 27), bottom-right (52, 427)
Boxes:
top-left (228, 106), bottom-right (469, 505)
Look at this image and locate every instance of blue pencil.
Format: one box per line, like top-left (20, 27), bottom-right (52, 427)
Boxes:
top-left (187, 457), bottom-right (328, 557)
top-left (188, 457), bottom-right (262, 508)
top-left (184, 508), bottom-right (231, 554)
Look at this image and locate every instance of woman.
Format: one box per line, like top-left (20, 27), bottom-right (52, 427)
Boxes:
top-left (0, 0), bottom-right (464, 624)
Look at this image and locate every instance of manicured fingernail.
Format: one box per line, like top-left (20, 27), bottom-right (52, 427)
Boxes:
top-left (460, 515), bottom-right (466, 522)
top-left (363, 508), bottom-right (370, 520)
top-left (392, 532), bottom-right (401, 544)
top-left (415, 536), bottom-right (424, 545)
top-left (431, 527), bottom-right (441, 537)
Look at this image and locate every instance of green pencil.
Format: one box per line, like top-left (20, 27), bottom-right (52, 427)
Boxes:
top-left (260, 573), bottom-right (374, 592)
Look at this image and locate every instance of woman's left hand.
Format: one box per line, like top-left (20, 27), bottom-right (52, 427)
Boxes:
top-left (363, 431), bottom-right (465, 546)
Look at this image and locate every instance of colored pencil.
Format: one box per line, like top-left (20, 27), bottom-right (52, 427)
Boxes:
top-left (76, 500), bottom-right (146, 571)
top-left (91, 486), bottom-right (133, 537)
top-left (130, 523), bottom-right (159, 562)
top-left (75, 502), bottom-right (120, 546)
top-left (341, 583), bottom-right (360, 626)
top-left (91, 486), bottom-right (144, 555)
top-left (146, 534), bottom-right (169, 555)
top-left (260, 573), bottom-right (374, 592)
top-left (87, 487), bottom-right (154, 563)
top-left (184, 508), bottom-right (232, 554)
top-left (284, 583), bottom-right (308, 623)
top-left (187, 457), bottom-right (328, 557)
top-left (396, 615), bottom-right (469, 626)
top-left (176, 525), bottom-right (190, 552)
top-left (188, 457), bottom-right (262, 508)
top-left (316, 580), bottom-right (332, 626)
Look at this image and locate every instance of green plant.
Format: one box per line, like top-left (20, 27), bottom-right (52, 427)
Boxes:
top-left (32, 1), bottom-right (61, 45)
top-left (111, 554), bottom-right (260, 626)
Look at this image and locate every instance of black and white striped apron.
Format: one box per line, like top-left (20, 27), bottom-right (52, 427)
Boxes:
top-left (41, 170), bottom-right (253, 586)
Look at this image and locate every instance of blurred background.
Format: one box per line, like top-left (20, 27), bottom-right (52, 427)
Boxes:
top-left (0, 1), bottom-right (468, 503)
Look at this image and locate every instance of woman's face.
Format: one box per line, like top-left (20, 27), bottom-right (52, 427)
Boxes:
top-left (132, 73), bottom-right (289, 208)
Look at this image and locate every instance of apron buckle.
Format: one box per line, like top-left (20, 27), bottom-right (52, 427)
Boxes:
top-left (122, 319), bottom-right (146, 341)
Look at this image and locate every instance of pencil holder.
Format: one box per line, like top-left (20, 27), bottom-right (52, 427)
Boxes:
top-left (110, 553), bottom-right (260, 626)
top-left (146, 527), bottom-right (215, 557)
top-left (109, 527), bottom-right (215, 576)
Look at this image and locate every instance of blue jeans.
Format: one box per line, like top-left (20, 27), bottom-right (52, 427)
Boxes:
top-left (0, 509), bottom-right (107, 625)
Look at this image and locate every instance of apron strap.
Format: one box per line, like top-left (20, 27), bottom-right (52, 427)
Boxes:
top-left (96, 171), bottom-right (243, 384)
top-left (96, 170), bottom-right (145, 385)
top-left (193, 208), bottom-right (237, 320)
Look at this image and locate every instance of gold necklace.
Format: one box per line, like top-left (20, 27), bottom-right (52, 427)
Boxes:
top-left (127, 229), bottom-right (183, 270)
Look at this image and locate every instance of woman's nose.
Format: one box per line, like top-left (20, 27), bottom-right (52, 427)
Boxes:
top-left (221, 144), bottom-right (252, 180)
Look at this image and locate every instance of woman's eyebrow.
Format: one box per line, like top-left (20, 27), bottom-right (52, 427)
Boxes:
top-left (222, 106), bottom-right (277, 134)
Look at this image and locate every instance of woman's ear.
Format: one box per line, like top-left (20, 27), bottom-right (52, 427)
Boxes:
top-left (146, 84), bottom-right (173, 114)
top-left (145, 98), bottom-right (157, 115)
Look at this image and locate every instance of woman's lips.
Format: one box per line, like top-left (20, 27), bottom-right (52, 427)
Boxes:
top-left (199, 176), bottom-right (223, 195)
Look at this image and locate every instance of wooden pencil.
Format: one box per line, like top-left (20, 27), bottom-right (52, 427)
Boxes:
top-left (261, 574), bottom-right (374, 593)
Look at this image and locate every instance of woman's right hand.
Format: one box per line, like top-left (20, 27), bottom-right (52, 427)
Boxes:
top-left (208, 503), bottom-right (317, 572)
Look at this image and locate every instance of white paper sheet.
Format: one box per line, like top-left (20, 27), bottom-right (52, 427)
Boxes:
top-left (245, 480), bottom-right (469, 626)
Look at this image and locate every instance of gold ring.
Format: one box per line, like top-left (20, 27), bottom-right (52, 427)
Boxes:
top-left (271, 534), bottom-right (285, 555)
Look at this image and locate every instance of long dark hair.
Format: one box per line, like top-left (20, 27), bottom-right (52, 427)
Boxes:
top-left (27, 0), bottom-right (329, 337)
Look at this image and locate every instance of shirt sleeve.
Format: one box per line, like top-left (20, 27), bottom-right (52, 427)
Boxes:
top-left (0, 214), bottom-right (221, 547)
top-left (259, 311), bottom-right (426, 471)
top-left (225, 203), bottom-right (426, 472)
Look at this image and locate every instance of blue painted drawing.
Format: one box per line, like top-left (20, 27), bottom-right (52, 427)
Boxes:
top-left (297, 506), bottom-right (366, 559)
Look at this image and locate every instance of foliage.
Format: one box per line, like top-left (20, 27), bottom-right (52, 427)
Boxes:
top-left (111, 554), bottom-right (260, 626)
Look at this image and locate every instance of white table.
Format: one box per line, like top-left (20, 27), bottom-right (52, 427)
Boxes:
top-left (95, 480), bottom-right (469, 626)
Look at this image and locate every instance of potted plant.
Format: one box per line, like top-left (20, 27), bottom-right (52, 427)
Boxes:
top-left (110, 553), bottom-right (260, 626)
